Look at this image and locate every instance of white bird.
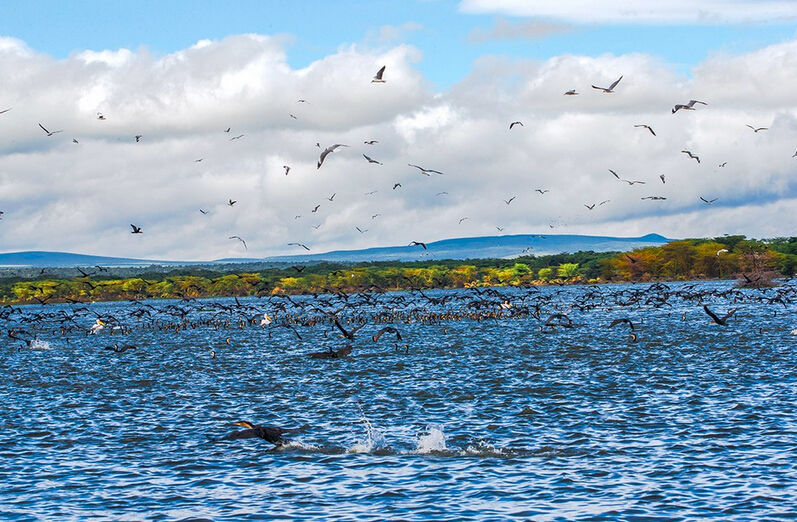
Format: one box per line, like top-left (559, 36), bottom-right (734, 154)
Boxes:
top-left (672, 99), bottom-right (707, 114)
top-left (259, 313), bottom-right (273, 326)
top-left (229, 236), bottom-right (247, 251)
top-left (591, 75), bottom-right (622, 93)
top-left (89, 319), bottom-right (105, 335)
top-left (408, 163), bottom-right (444, 176)
top-left (38, 123), bottom-right (62, 136)
top-left (317, 144), bottom-right (348, 169)
top-left (746, 124), bottom-right (768, 133)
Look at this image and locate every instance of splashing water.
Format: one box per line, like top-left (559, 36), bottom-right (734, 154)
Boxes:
top-left (27, 339), bottom-right (52, 350)
top-left (348, 416), bottom-right (386, 453)
top-left (416, 426), bottom-right (446, 454)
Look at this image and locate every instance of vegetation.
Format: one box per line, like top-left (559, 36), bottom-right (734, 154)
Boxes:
top-left (2, 237), bottom-right (793, 304)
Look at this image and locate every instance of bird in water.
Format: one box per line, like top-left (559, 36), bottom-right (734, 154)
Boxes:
top-left (223, 421), bottom-right (303, 446)
top-left (89, 319), bottom-right (105, 335)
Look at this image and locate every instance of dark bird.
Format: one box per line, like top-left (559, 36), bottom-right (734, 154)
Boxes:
top-left (672, 99), bottom-right (707, 113)
top-left (659, 174), bottom-right (666, 184)
top-left (327, 193), bottom-right (336, 201)
top-left (496, 226), bottom-right (504, 231)
top-left (364, 190), bottom-right (378, 195)
top-left (318, 144), bottom-right (348, 169)
top-left (135, 135), bottom-right (142, 142)
top-left (746, 124), bottom-right (768, 133)
top-left (634, 124), bottom-right (656, 136)
top-left (409, 241), bottom-right (427, 250)
top-left (458, 217), bottom-right (469, 224)
top-left (535, 189), bottom-right (549, 194)
top-left (363, 154), bottom-right (382, 165)
top-left (223, 421), bottom-right (299, 445)
top-left (641, 196), bottom-right (667, 200)
top-left (97, 112), bottom-right (106, 120)
top-left (371, 65), bottom-right (386, 83)
top-left (703, 305), bottom-right (737, 326)
top-left (228, 199), bottom-right (237, 206)
top-left (608, 318), bottom-right (636, 330)
top-left (104, 343), bottom-right (136, 353)
top-left (625, 253), bottom-right (638, 264)
top-left (392, 183), bottom-right (402, 190)
top-left (311, 205), bottom-right (320, 213)
top-left (364, 140), bottom-right (378, 145)
top-left (509, 121), bottom-right (523, 129)
top-left (229, 134), bottom-right (245, 140)
top-left (0, 108), bottom-right (11, 114)
top-left (199, 208), bottom-right (209, 215)
top-left (681, 150), bottom-right (700, 163)
top-left (591, 75), bottom-right (622, 93)
top-left (371, 213), bottom-right (381, 219)
top-left (225, 127), bottom-right (231, 132)
top-left (297, 99), bottom-right (308, 103)
top-left (333, 318), bottom-right (367, 340)
top-left (609, 169), bottom-right (620, 179)
top-left (291, 265), bottom-right (306, 273)
top-left (289, 114), bottom-right (298, 119)
top-left (504, 196), bottom-right (516, 205)
top-left (38, 123), bottom-right (62, 136)
top-left (308, 345), bottom-right (353, 359)
top-left (229, 236), bottom-right (247, 251)
top-left (408, 164), bottom-right (444, 176)
top-left (372, 326), bottom-right (402, 342)
top-left (584, 203), bottom-right (596, 210)
top-left (130, 224), bottom-right (143, 234)
top-left (195, 158), bottom-right (203, 162)
top-left (719, 162), bottom-right (727, 167)
top-left (700, 196), bottom-right (718, 204)
top-left (288, 242), bottom-right (310, 251)
top-left (283, 165), bottom-right (291, 176)
top-left (356, 226), bottom-right (367, 234)
top-left (72, 138), bottom-right (79, 144)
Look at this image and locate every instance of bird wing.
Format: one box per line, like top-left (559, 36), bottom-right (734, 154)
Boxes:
top-left (375, 65), bottom-right (385, 79)
top-left (703, 305), bottom-right (724, 325)
top-left (608, 75), bottom-right (623, 90)
top-left (38, 123), bottom-right (49, 134)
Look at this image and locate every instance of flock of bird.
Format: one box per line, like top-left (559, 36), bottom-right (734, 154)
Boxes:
top-left (3, 63), bottom-right (793, 259)
top-left (4, 276), bottom-right (794, 443)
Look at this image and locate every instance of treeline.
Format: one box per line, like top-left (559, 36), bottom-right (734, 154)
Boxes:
top-left (2, 236), bottom-right (794, 304)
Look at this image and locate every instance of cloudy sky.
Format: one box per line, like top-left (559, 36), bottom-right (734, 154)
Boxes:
top-left (1, 0), bottom-right (796, 261)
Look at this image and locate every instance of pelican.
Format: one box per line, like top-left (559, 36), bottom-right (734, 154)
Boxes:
top-left (259, 313), bottom-right (272, 326)
top-left (89, 319), bottom-right (105, 335)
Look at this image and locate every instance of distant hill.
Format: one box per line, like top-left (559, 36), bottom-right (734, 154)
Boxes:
top-left (0, 234), bottom-right (669, 267)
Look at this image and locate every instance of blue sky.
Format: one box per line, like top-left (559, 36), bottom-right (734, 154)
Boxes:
top-left (5, 0), bottom-right (796, 87)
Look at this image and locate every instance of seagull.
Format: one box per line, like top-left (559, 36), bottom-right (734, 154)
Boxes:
top-left (716, 249), bottom-right (729, 256)
top-left (297, 99), bottom-right (308, 103)
top-left (621, 179), bottom-right (646, 185)
top-left (38, 123), bottom-right (62, 136)
top-left (634, 124), bottom-right (656, 136)
top-left (283, 165), bottom-right (291, 176)
top-left (228, 199), bottom-right (237, 206)
top-left (371, 214), bottom-right (381, 219)
top-left (564, 89), bottom-right (579, 95)
top-left (364, 140), bottom-right (378, 145)
top-left (672, 99), bottom-right (707, 114)
top-left (392, 183), bottom-right (402, 190)
top-left (719, 162), bottom-right (727, 167)
top-left (409, 241), bottom-right (427, 250)
top-left (584, 203), bottom-right (596, 210)
top-left (135, 135), bottom-right (142, 142)
top-left (509, 121), bottom-right (523, 130)
top-left (458, 217), bottom-right (469, 224)
top-left (364, 190), bottom-right (378, 195)
top-left (326, 193), bottom-right (336, 202)
top-left (641, 196), bottom-right (667, 200)
top-left (535, 189), bottom-right (549, 194)
top-left (659, 174), bottom-right (666, 184)
top-left (436, 192), bottom-right (448, 196)
top-left (700, 196), bottom-right (718, 204)
top-left (199, 209), bottom-right (209, 215)
top-left (130, 224), bottom-right (143, 234)
top-left (311, 205), bottom-right (320, 213)
top-left (0, 108), bottom-right (11, 114)
top-left (194, 158), bottom-right (203, 162)
top-left (97, 112), bottom-right (106, 120)
top-left (229, 134), bottom-right (245, 140)
top-left (609, 169), bottom-right (620, 179)
top-left (371, 65), bottom-right (386, 83)
top-left (318, 144), bottom-right (348, 169)
top-left (225, 127), bottom-right (231, 132)
top-left (504, 196), bottom-right (516, 205)
top-left (591, 75), bottom-right (622, 93)
top-left (229, 236), bottom-right (247, 251)
top-left (363, 154), bottom-right (382, 165)
top-left (312, 224), bottom-right (321, 230)
top-left (72, 138), bottom-right (79, 144)
top-left (681, 150), bottom-right (700, 163)
top-left (289, 114), bottom-right (298, 119)
top-left (408, 164), bottom-right (444, 176)
top-left (496, 226), bottom-right (504, 231)
top-left (746, 124), bottom-right (768, 133)
top-left (288, 242), bottom-right (310, 251)
top-left (356, 226), bottom-right (368, 233)
top-left (599, 199), bottom-right (611, 205)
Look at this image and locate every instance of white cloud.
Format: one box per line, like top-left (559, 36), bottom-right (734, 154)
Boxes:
top-left (468, 18), bottom-right (572, 43)
top-left (1, 33), bottom-right (796, 261)
top-left (459, 0), bottom-right (797, 24)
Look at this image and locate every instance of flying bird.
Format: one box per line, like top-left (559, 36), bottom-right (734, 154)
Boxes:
top-left (564, 89), bottom-right (578, 95)
top-left (609, 169), bottom-right (620, 179)
top-left (458, 217), bottom-right (469, 224)
top-left (719, 162), bottom-right (727, 167)
top-left (326, 193), bottom-right (336, 202)
top-left (672, 99), bottom-right (707, 113)
top-left (229, 134), bottom-right (245, 140)
top-left (72, 138), bottom-right (79, 144)
top-left (363, 154), bottom-right (382, 165)
top-left (641, 196), bottom-right (667, 200)
top-left (408, 164), bottom-right (444, 176)
top-left (311, 205), bottom-right (320, 213)
top-left (199, 209), bottom-right (209, 215)
top-left (591, 75), bottom-right (623, 93)
top-left (224, 127), bottom-right (231, 132)
top-left (509, 121), bottom-right (523, 129)
top-left (584, 203), bottom-right (596, 210)
top-left (371, 65), bottom-right (386, 83)
top-left (681, 150), bottom-right (700, 163)
top-left (504, 196), bottom-right (517, 205)
top-left (700, 196), bottom-right (718, 204)
top-left (364, 190), bottom-right (378, 195)
top-left (130, 224), bottom-right (143, 234)
top-left (288, 242), bottom-right (310, 251)
top-left (229, 236), bottom-right (247, 251)
top-left (659, 174), bottom-right (666, 184)
top-left (392, 183), bottom-right (402, 190)
top-left (283, 165), bottom-right (291, 176)
top-left (364, 140), bottom-right (378, 145)
top-left (356, 226), bottom-right (368, 233)
top-left (135, 135), bottom-right (142, 142)
top-left (38, 123), bottom-right (62, 136)
top-left (228, 199), bottom-right (237, 206)
top-left (97, 112), bottom-right (106, 120)
top-left (409, 241), bottom-right (427, 250)
top-left (289, 114), bottom-right (298, 119)
top-left (0, 108), bottom-right (11, 115)
top-left (746, 124), bottom-right (768, 133)
top-left (634, 124), bottom-right (656, 136)
top-left (703, 305), bottom-right (737, 326)
top-left (318, 144), bottom-right (348, 169)
top-left (535, 189), bottom-right (549, 194)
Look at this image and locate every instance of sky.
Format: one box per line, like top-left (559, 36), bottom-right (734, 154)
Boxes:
top-left (1, 0), bottom-right (796, 260)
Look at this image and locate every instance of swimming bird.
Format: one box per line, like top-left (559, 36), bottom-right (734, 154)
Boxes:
top-left (318, 144), bottom-right (348, 169)
top-left (409, 241), bottom-right (427, 250)
top-left (259, 313), bottom-right (272, 326)
top-left (371, 65), bottom-right (386, 83)
top-left (88, 319), bottom-right (105, 335)
top-left (672, 100), bottom-right (707, 113)
top-left (509, 121), bottom-right (523, 129)
top-left (681, 150), bottom-right (700, 163)
top-left (288, 242), bottom-right (310, 251)
top-left (363, 154), bottom-right (382, 165)
top-left (229, 236), bottom-right (247, 251)
top-left (223, 421), bottom-right (298, 445)
top-left (703, 305), bottom-right (737, 326)
top-left (700, 196), bottom-right (718, 204)
top-left (634, 124), bottom-right (656, 136)
top-left (38, 123), bottom-right (62, 136)
top-left (104, 343), bottom-right (136, 353)
top-left (130, 224), bottom-right (143, 234)
top-left (308, 344), bottom-right (353, 359)
top-left (408, 164), bottom-right (444, 176)
top-left (591, 75), bottom-right (622, 93)
top-left (746, 124), bottom-right (768, 133)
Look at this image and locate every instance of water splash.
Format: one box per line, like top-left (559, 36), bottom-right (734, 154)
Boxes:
top-left (415, 426), bottom-right (446, 454)
top-left (27, 339), bottom-right (52, 350)
top-left (348, 416), bottom-right (386, 453)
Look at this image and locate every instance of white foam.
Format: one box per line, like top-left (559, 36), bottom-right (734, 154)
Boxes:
top-left (348, 416), bottom-right (386, 454)
top-left (27, 339), bottom-right (52, 350)
top-left (415, 426), bottom-right (446, 454)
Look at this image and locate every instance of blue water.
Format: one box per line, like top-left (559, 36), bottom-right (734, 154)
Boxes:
top-left (2, 281), bottom-right (796, 520)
